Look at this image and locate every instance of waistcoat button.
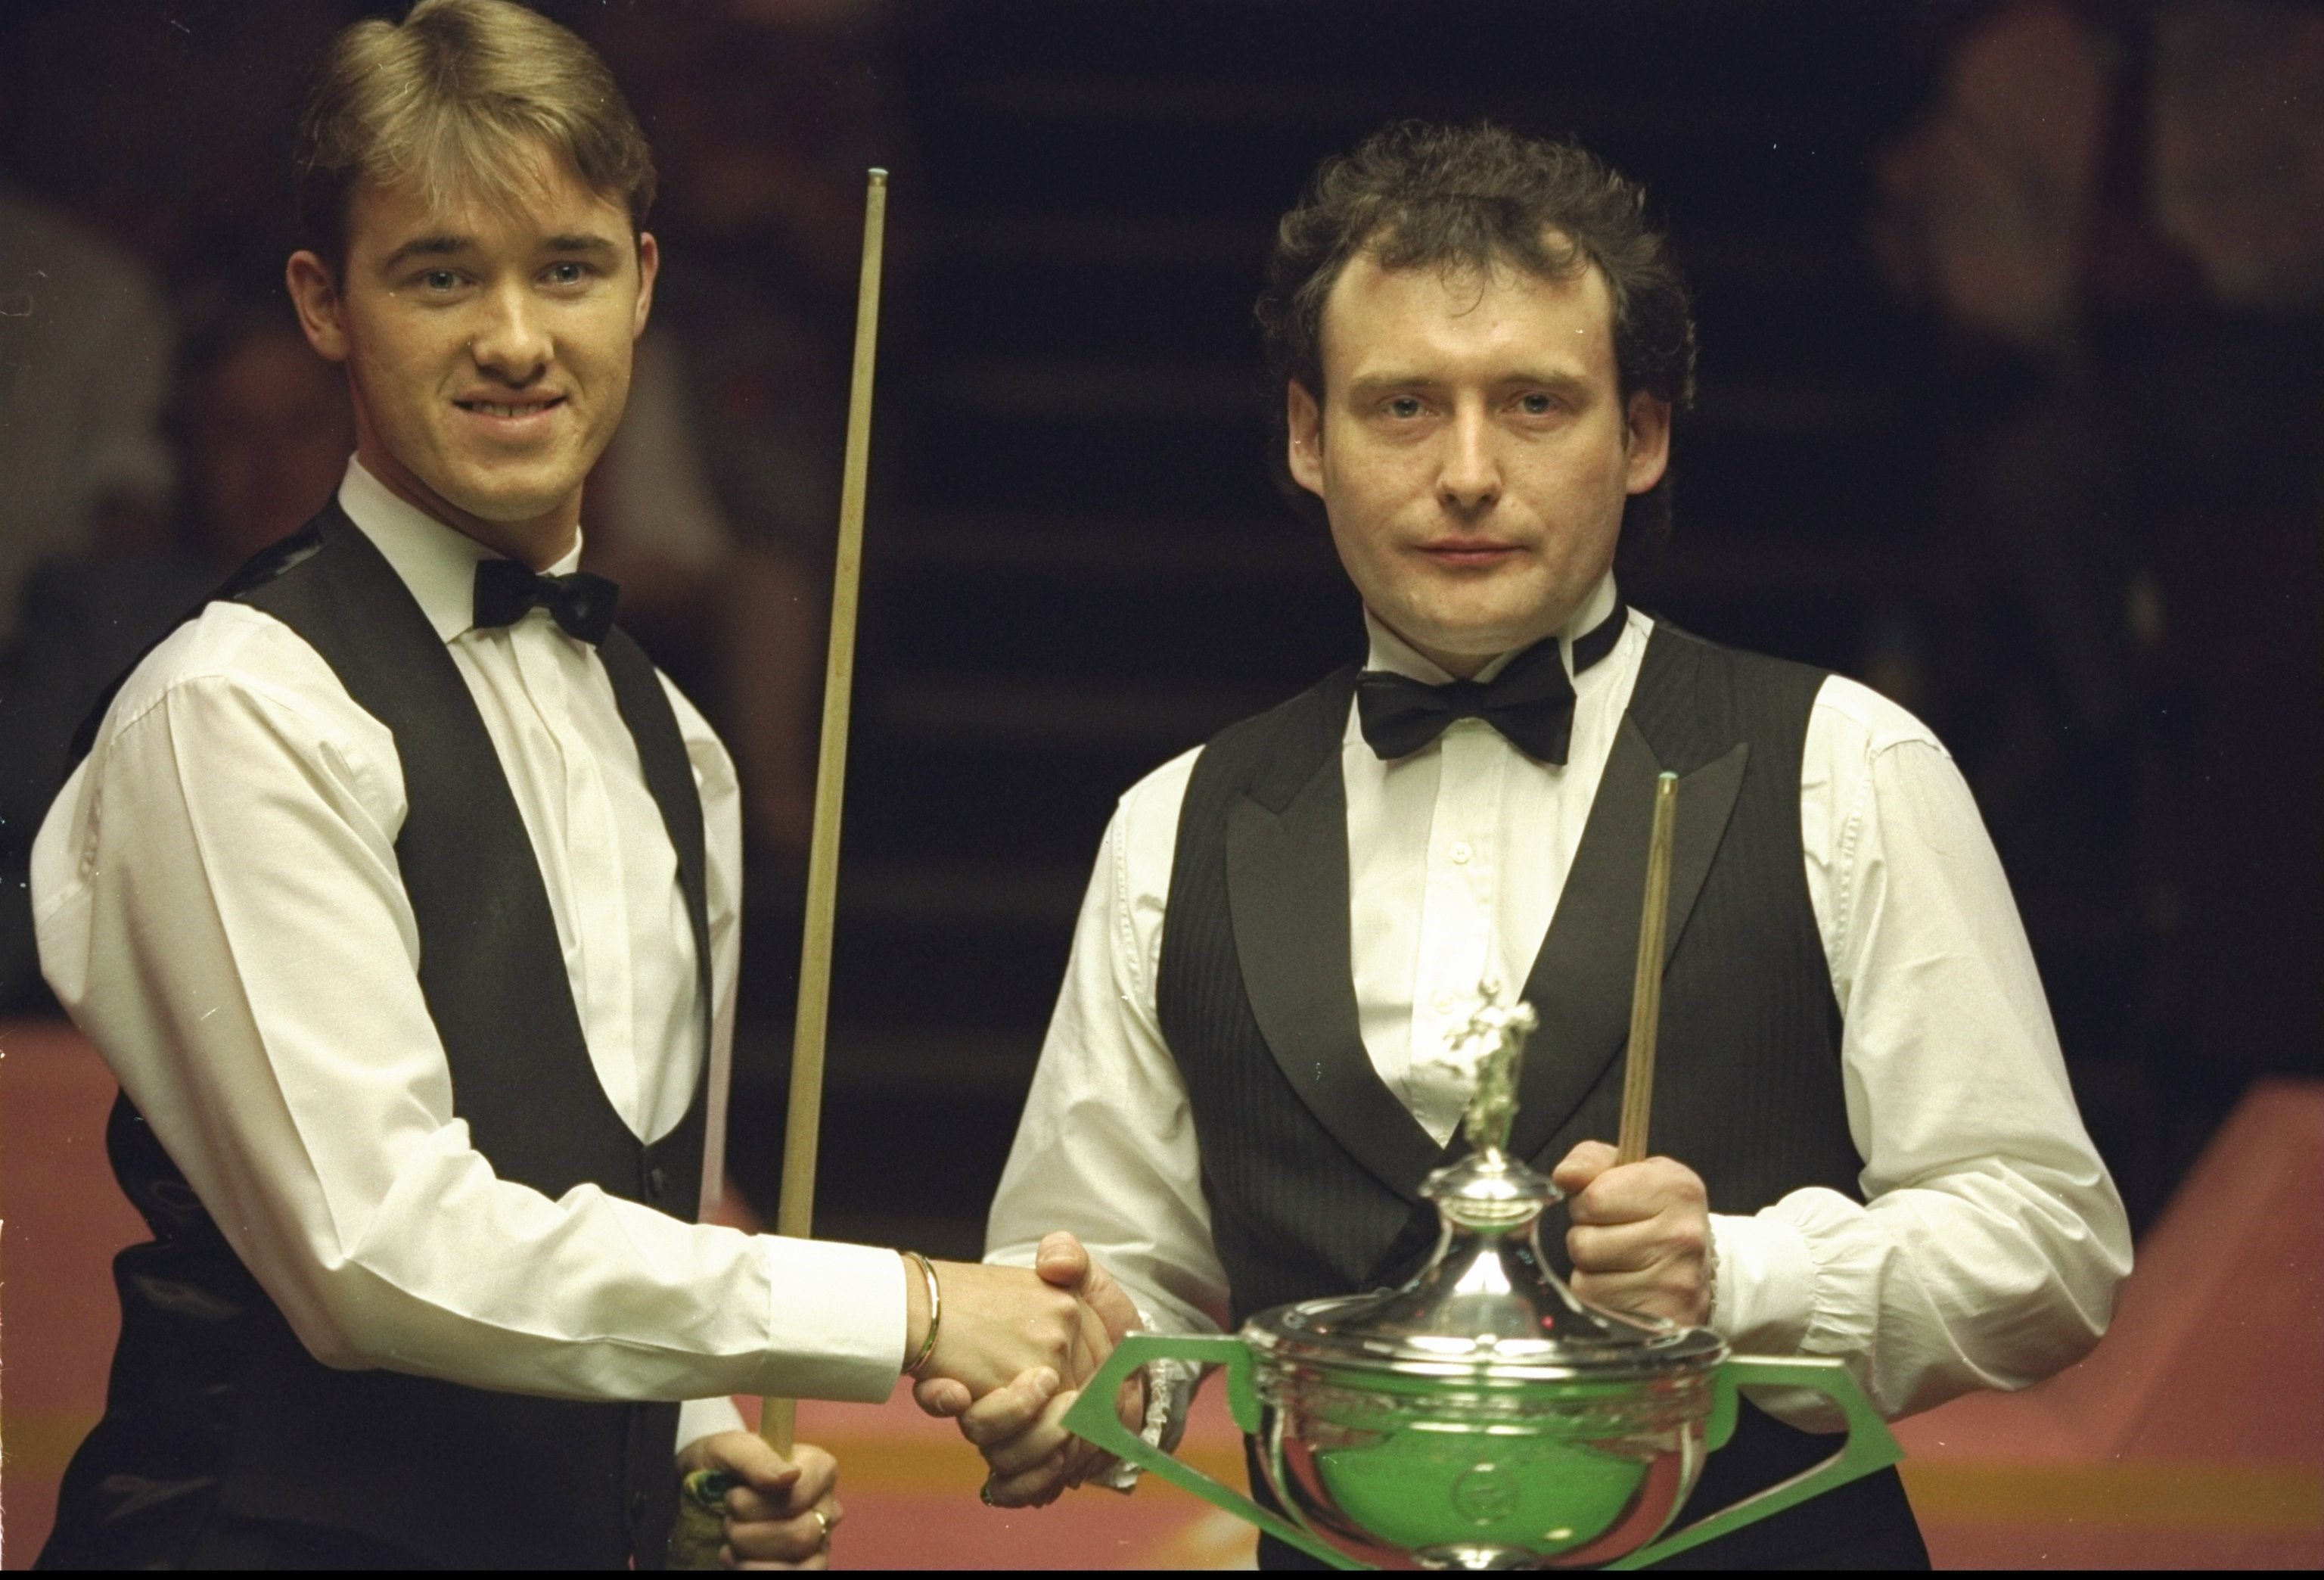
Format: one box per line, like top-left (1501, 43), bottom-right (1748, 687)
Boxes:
top-left (647, 1165), bottom-right (668, 1200)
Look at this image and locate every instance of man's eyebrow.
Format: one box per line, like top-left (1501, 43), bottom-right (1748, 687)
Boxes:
top-left (1496, 367), bottom-right (1592, 391)
top-left (381, 234), bottom-right (477, 269)
top-left (1347, 372), bottom-right (1446, 393)
top-left (378, 232), bottom-right (624, 269)
top-left (1346, 367), bottom-right (1592, 393)
top-left (542, 233), bottom-right (623, 257)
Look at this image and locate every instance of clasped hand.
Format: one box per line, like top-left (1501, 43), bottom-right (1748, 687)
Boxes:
top-left (1552, 1140), bottom-right (1713, 1327)
top-left (677, 1432), bottom-right (840, 1570)
top-left (912, 1232), bottom-right (1144, 1507)
top-left (666, 1238), bottom-right (1132, 1566)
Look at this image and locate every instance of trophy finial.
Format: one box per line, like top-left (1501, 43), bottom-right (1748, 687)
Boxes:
top-left (1427, 984), bottom-right (1539, 1160)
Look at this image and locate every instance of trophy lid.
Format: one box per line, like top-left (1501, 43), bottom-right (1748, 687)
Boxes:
top-left (1246, 1151), bottom-right (1724, 1383)
top-left (1245, 990), bottom-right (1725, 1385)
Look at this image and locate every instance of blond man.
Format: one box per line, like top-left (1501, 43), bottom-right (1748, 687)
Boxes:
top-left (32, 2), bottom-right (1102, 1569)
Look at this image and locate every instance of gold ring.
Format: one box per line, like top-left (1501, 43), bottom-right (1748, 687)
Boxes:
top-left (979, 1480), bottom-right (998, 1507)
top-left (809, 1507), bottom-right (831, 1546)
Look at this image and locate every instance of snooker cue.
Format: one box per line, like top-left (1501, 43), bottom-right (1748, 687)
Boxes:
top-left (1615, 772), bottom-right (1680, 1166)
top-left (763, 168), bottom-right (890, 1457)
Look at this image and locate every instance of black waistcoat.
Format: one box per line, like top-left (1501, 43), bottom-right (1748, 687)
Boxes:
top-left (1157, 621), bottom-right (1928, 1569)
top-left (39, 505), bottom-right (712, 1572)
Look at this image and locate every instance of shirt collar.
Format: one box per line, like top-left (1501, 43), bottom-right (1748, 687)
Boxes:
top-left (335, 455), bottom-right (586, 645)
top-left (1361, 569), bottom-right (1621, 685)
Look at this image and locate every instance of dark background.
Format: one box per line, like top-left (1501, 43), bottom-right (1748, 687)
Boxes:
top-left (3, 0), bottom-right (2316, 1258)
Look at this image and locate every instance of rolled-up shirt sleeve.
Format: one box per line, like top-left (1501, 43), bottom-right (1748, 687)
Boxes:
top-left (1707, 677), bottom-right (2133, 1423)
top-left (33, 611), bottom-right (903, 1407)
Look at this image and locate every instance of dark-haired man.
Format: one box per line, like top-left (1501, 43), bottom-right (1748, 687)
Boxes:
top-left (922, 123), bottom-right (2131, 1569)
top-left (32, 0), bottom-right (1107, 1569)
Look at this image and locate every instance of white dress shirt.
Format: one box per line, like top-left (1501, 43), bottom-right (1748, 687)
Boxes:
top-left (989, 575), bottom-right (2132, 1431)
top-left (33, 459), bottom-right (905, 1449)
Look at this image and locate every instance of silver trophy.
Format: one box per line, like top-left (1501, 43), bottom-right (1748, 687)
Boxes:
top-left (1065, 987), bottom-right (1901, 1569)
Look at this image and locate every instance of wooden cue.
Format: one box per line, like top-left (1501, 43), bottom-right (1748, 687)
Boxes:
top-left (762, 168), bottom-right (890, 1457)
top-left (1615, 771), bottom-right (1681, 1166)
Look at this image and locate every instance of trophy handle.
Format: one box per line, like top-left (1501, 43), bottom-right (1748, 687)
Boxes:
top-left (1061, 1332), bottom-right (1361, 1570)
top-left (1606, 1356), bottom-right (1905, 1570)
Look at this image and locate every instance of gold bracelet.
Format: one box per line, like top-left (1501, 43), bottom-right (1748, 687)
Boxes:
top-left (902, 1249), bottom-right (941, 1376)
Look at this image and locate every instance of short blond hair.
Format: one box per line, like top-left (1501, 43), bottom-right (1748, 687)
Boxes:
top-left (294, 0), bottom-right (655, 269)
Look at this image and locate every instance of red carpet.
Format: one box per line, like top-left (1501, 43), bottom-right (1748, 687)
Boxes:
top-left (5, 1019), bottom-right (2318, 1568)
top-left (1890, 1078), bottom-right (2323, 1568)
top-left (1, 1021), bottom-right (148, 1570)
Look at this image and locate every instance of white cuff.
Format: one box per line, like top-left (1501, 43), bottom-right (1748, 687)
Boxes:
top-left (756, 1236), bottom-right (908, 1403)
top-left (1707, 1211), bottom-right (1816, 1354)
top-left (1087, 1355), bottom-right (1201, 1491)
top-left (675, 1394), bottom-right (749, 1455)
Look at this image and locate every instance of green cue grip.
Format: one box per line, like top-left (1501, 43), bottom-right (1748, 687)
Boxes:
top-left (668, 1469), bottom-right (740, 1569)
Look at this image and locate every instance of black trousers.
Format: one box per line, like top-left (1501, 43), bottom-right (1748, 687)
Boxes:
top-left (186, 1515), bottom-right (428, 1571)
top-left (39, 1506), bottom-right (427, 1572)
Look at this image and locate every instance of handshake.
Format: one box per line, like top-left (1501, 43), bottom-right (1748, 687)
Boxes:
top-left (678, 1232), bottom-right (1141, 1569)
top-left (906, 1230), bottom-right (1147, 1507)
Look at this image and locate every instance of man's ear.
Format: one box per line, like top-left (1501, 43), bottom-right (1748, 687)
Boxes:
top-left (632, 230), bottom-right (660, 339)
top-left (285, 250), bottom-right (351, 364)
top-left (1622, 390), bottom-right (1672, 497)
top-left (1286, 380), bottom-right (1326, 498)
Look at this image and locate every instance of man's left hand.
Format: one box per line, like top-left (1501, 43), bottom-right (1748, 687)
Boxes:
top-left (1551, 1141), bottom-right (1713, 1327)
top-left (677, 1431), bottom-right (841, 1570)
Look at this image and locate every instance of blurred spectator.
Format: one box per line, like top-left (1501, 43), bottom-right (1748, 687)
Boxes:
top-left (179, 303), bottom-right (360, 565)
top-left (2151, 1), bottom-right (2324, 313)
top-left (586, 328), bottom-right (738, 633)
top-left (589, 3), bottom-right (898, 869)
top-left (0, 302), bottom-right (351, 1010)
top-left (0, 178), bottom-right (176, 643)
top-left (584, 323), bottom-right (828, 866)
top-left (1872, 1), bottom-right (2110, 349)
top-left (1871, 0), bottom-right (2323, 1223)
top-left (0, 2), bottom-right (338, 293)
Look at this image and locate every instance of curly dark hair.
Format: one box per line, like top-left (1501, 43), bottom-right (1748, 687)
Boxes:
top-left (1256, 121), bottom-right (1697, 569)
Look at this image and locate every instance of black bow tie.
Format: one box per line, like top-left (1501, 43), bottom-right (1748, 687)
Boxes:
top-left (1355, 601), bottom-right (1628, 764)
top-left (472, 558), bottom-right (620, 645)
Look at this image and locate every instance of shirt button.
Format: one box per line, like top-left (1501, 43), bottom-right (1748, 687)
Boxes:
top-left (1432, 991), bottom-right (1453, 1014)
top-left (1449, 841), bottom-right (1474, 865)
